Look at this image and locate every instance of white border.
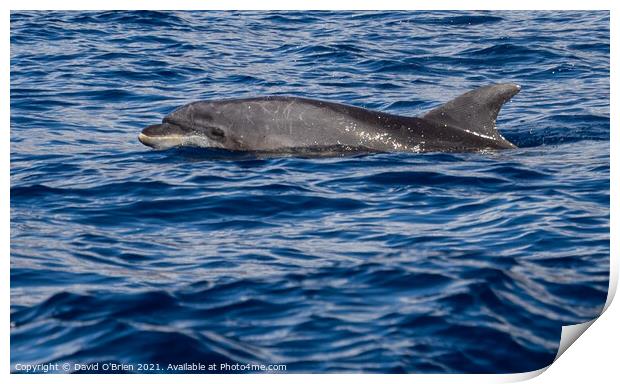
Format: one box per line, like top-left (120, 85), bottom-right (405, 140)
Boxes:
top-left (4, 1), bottom-right (617, 383)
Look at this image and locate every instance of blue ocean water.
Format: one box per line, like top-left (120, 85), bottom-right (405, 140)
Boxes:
top-left (10, 11), bottom-right (609, 373)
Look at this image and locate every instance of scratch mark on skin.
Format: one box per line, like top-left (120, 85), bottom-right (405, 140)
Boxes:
top-left (245, 103), bottom-right (256, 125)
top-left (284, 99), bottom-right (294, 136)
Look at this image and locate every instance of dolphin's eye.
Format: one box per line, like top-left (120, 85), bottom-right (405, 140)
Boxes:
top-left (207, 127), bottom-right (225, 141)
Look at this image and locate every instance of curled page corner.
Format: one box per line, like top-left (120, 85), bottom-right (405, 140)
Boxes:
top-left (551, 262), bottom-right (617, 364)
top-left (519, 267), bottom-right (617, 381)
top-left (499, 244), bottom-right (616, 382)
top-left (552, 266), bottom-right (616, 363)
top-left (512, 318), bottom-right (601, 382)
top-left (554, 319), bottom-right (597, 362)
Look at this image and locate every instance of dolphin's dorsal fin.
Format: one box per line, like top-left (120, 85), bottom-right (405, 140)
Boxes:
top-left (423, 83), bottom-right (520, 140)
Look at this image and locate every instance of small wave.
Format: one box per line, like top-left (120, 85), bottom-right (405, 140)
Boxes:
top-left (418, 15), bottom-right (504, 26)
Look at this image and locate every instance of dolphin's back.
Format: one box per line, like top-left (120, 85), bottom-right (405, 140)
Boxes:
top-left (206, 83), bottom-right (518, 152)
top-left (195, 96), bottom-right (423, 152)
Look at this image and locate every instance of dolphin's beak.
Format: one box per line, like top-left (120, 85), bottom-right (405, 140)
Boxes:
top-left (138, 122), bottom-right (189, 149)
top-left (138, 132), bottom-right (156, 147)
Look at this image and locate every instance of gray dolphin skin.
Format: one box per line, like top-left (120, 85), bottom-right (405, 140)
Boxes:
top-left (138, 83), bottom-right (520, 154)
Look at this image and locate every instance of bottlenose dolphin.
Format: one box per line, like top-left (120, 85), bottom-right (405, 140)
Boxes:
top-left (138, 83), bottom-right (520, 154)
